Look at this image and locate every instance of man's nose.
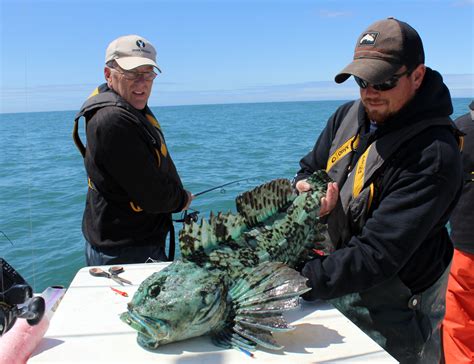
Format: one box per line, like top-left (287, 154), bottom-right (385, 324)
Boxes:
top-left (363, 85), bottom-right (380, 96)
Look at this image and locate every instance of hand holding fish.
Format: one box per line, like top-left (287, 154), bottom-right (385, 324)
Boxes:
top-left (296, 179), bottom-right (339, 217)
top-left (319, 182), bottom-right (339, 217)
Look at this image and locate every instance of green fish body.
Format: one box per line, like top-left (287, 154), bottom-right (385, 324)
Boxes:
top-left (121, 171), bottom-right (332, 350)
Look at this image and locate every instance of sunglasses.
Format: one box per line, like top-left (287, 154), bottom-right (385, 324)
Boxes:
top-left (111, 67), bottom-right (157, 81)
top-left (354, 69), bottom-right (412, 91)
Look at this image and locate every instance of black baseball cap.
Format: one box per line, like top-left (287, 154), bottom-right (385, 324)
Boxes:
top-left (335, 17), bottom-right (425, 84)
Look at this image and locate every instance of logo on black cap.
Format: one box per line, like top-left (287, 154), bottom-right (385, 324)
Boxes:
top-left (359, 32), bottom-right (378, 46)
top-left (136, 40), bottom-right (146, 48)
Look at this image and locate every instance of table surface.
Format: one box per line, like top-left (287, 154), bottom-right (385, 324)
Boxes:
top-left (30, 262), bottom-right (396, 363)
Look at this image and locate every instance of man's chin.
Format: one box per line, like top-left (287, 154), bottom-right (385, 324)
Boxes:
top-left (367, 112), bottom-right (384, 123)
top-left (364, 107), bottom-right (390, 124)
top-left (130, 100), bottom-right (148, 110)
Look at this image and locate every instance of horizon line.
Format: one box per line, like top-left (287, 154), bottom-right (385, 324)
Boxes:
top-left (1, 97), bottom-right (472, 116)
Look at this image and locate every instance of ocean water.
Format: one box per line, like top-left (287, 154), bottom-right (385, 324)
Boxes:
top-left (0, 98), bottom-right (471, 292)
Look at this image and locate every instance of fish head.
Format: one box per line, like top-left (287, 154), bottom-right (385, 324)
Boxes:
top-left (120, 260), bottom-right (227, 349)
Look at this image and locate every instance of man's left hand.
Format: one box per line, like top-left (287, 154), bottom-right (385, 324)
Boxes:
top-left (319, 182), bottom-right (338, 217)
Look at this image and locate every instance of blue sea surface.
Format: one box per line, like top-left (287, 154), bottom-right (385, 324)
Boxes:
top-left (0, 98), bottom-right (471, 292)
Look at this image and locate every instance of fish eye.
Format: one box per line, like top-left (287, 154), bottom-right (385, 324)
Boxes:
top-left (148, 284), bottom-right (161, 297)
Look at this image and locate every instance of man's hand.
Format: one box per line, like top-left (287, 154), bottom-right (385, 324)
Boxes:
top-left (295, 179), bottom-right (312, 193)
top-left (319, 182), bottom-right (338, 217)
top-left (182, 190), bottom-right (194, 211)
top-left (295, 179), bottom-right (339, 217)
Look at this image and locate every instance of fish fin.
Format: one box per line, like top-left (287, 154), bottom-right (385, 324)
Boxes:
top-left (306, 170), bottom-right (333, 192)
top-left (236, 178), bottom-right (296, 228)
top-left (211, 327), bottom-right (256, 350)
top-left (208, 247), bottom-right (260, 278)
top-left (179, 212), bottom-right (247, 261)
top-left (233, 323), bottom-right (283, 350)
top-left (252, 171), bottom-right (333, 267)
top-left (220, 261), bottom-right (310, 350)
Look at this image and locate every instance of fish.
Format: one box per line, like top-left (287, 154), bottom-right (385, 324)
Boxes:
top-left (120, 170), bottom-right (333, 351)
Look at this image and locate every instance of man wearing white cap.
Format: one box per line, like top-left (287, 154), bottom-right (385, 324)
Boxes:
top-left (293, 18), bottom-right (463, 363)
top-left (73, 35), bottom-right (193, 265)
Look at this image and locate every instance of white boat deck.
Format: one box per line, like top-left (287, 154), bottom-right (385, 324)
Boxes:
top-left (30, 262), bottom-right (396, 363)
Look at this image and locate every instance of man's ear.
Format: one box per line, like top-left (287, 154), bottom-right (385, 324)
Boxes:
top-left (104, 67), bottom-right (112, 86)
top-left (412, 64), bottom-right (426, 90)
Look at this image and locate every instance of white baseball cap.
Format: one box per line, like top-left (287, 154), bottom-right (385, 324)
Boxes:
top-left (105, 35), bottom-right (162, 72)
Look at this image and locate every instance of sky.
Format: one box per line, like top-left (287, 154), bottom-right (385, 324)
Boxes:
top-left (1, 0), bottom-right (473, 113)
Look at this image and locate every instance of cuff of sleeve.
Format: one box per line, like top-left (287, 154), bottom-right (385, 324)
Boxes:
top-left (301, 259), bottom-right (322, 301)
top-left (173, 190), bottom-right (188, 213)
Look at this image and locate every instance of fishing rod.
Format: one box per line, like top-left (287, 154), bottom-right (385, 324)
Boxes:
top-left (193, 177), bottom-right (253, 197)
top-left (175, 177), bottom-right (259, 224)
top-left (0, 231), bottom-right (14, 246)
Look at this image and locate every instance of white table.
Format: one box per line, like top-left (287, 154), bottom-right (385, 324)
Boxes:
top-left (31, 262), bottom-right (396, 363)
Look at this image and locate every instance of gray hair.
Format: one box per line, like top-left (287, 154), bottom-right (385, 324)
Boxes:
top-left (106, 60), bottom-right (117, 68)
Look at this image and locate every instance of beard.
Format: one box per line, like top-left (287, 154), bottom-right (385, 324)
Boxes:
top-left (366, 108), bottom-right (390, 123)
top-left (362, 99), bottom-right (394, 124)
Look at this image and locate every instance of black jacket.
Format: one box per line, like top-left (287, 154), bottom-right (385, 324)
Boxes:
top-left (449, 101), bottom-right (474, 253)
top-left (76, 84), bottom-right (188, 249)
top-left (296, 69), bottom-right (463, 298)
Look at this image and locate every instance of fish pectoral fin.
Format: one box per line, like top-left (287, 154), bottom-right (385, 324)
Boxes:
top-left (211, 327), bottom-right (256, 350)
top-left (223, 261), bottom-right (310, 350)
top-left (229, 261), bottom-right (310, 302)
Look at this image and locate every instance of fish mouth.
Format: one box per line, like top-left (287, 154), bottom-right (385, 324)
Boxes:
top-left (120, 310), bottom-right (170, 349)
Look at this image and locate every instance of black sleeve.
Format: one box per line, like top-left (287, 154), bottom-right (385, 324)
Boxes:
top-left (302, 128), bottom-right (462, 299)
top-left (88, 107), bottom-right (188, 213)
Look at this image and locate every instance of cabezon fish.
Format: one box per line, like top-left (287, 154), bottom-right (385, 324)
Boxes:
top-left (120, 171), bottom-right (332, 351)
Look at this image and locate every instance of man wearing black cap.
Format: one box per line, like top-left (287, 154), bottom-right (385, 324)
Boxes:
top-left (74, 35), bottom-right (193, 265)
top-left (293, 18), bottom-right (463, 363)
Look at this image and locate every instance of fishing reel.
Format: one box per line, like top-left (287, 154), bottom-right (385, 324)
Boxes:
top-left (0, 258), bottom-right (45, 336)
top-left (175, 209), bottom-right (200, 225)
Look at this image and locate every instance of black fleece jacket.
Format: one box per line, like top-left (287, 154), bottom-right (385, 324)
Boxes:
top-left (296, 68), bottom-right (463, 298)
top-left (80, 86), bottom-right (188, 249)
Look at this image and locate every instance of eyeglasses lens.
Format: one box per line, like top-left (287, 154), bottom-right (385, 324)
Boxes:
top-left (122, 71), bottom-right (157, 81)
top-left (354, 71), bottom-right (408, 92)
top-left (112, 68), bottom-right (157, 81)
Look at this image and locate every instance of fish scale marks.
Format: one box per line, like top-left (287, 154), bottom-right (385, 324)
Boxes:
top-left (121, 171), bottom-right (332, 352)
top-left (209, 247), bottom-right (259, 270)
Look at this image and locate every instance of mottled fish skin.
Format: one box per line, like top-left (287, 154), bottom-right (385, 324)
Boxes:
top-left (121, 261), bottom-right (228, 349)
top-left (121, 171), bottom-right (332, 351)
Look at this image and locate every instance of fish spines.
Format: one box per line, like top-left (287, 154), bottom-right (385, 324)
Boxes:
top-left (179, 212), bottom-right (248, 261)
top-left (180, 172), bottom-right (332, 269)
top-left (236, 178), bottom-right (296, 228)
